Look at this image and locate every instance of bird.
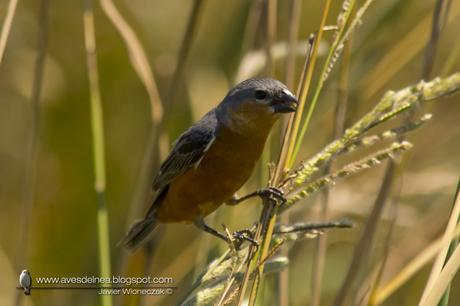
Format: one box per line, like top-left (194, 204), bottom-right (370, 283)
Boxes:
top-left (19, 269), bottom-right (32, 295)
top-left (123, 77), bottom-right (298, 249)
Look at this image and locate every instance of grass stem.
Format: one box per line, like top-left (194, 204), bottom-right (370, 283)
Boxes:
top-left (0, 0), bottom-right (18, 65)
top-left (241, 2), bottom-right (333, 305)
top-left (83, 1), bottom-right (113, 305)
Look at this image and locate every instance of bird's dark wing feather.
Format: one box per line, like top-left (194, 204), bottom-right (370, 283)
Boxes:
top-left (152, 110), bottom-right (218, 191)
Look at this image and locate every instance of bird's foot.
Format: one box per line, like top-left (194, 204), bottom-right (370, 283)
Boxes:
top-left (231, 229), bottom-right (259, 249)
top-left (222, 225), bottom-right (258, 250)
top-left (255, 187), bottom-right (286, 205)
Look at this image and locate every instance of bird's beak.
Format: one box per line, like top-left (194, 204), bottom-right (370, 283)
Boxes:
top-left (271, 90), bottom-right (298, 113)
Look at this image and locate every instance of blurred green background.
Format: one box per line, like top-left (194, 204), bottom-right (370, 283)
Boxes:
top-left (1, 0), bottom-right (460, 305)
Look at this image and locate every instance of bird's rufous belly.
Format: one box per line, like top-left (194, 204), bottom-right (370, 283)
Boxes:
top-left (155, 131), bottom-right (264, 223)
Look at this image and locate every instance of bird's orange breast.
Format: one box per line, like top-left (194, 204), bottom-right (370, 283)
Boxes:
top-left (155, 124), bottom-right (272, 223)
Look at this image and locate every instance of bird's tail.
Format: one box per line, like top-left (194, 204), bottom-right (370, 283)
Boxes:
top-left (122, 187), bottom-right (167, 250)
top-left (24, 288), bottom-right (31, 295)
top-left (122, 217), bottom-right (158, 250)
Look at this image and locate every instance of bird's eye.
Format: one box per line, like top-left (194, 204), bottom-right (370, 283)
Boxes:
top-left (254, 90), bottom-right (267, 100)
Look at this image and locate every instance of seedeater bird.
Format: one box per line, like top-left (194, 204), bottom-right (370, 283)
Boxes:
top-left (124, 78), bottom-right (298, 249)
top-left (19, 269), bottom-right (32, 295)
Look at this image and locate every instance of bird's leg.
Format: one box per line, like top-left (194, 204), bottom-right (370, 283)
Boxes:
top-left (194, 218), bottom-right (258, 248)
top-left (227, 187), bottom-right (286, 206)
top-left (194, 218), bottom-right (229, 242)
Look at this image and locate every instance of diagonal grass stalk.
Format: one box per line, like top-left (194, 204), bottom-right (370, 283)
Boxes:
top-left (437, 181), bottom-right (460, 306)
top-left (419, 180), bottom-right (460, 306)
top-left (419, 178), bottom-right (460, 305)
top-left (369, 222), bottom-right (460, 305)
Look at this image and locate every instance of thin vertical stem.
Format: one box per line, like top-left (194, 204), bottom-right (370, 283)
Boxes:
top-left (0, 0), bottom-right (19, 65)
top-left (167, 0), bottom-right (204, 109)
top-left (279, 0), bottom-right (302, 302)
top-left (310, 39), bottom-right (351, 306)
top-left (285, 0), bottom-right (302, 89)
top-left (260, 1), bottom-right (277, 303)
top-left (83, 2), bottom-right (113, 306)
top-left (284, 0), bottom-right (332, 169)
top-left (422, 0), bottom-right (447, 79)
top-left (366, 207), bottom-right (397, 306)
top-left (235, 2), bottom-right (267, 305)
top-left (265, 0), bottom-right (276, 76)
top-left (333, 162), bottom-right (397, 306)
top-left (238, 0), bottom-right (264, 67)
top-left (15, 1), bottom-right (49, 305)
top-left (243, 2), bottom-right (333, 305)
top-left (260, 0), bottom-right (277, 185)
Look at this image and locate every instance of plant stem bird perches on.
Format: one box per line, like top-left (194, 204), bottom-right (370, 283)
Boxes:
top-left (180, 72), bottom-right (460, 306)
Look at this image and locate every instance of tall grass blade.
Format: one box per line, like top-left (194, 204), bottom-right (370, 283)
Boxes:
top-left (83, 1), bottom-right (113, 305)
top-left (0, 0), bottom-right (18, 65)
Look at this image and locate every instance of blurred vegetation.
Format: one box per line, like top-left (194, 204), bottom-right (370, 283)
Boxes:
top-left (1, 0), bottom-right (460, 306)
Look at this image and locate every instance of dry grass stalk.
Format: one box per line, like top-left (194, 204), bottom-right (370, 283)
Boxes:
top-left (419, 181), bottom-right (460, 306)
top-left (99, 0), bottom-right (164, 123)
top-left (0, 0), bottom-right (18, 65)
top-left (420, 243), bottom-right (460, 306)
top-left (370, 223), bottom-right (460, 305)
top-left (419, 179), bottom-right (460, 305)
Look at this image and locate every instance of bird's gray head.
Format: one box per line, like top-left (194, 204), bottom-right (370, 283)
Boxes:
top-left (217, 78), bottom-right (298, 132)
top-left (21, 269), bottom-right (29, 275)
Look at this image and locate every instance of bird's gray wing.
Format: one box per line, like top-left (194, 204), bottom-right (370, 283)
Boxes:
top-left (152, 110), bottom-right (218, 191)
top-left (20, 274), bottom-right (31, 287)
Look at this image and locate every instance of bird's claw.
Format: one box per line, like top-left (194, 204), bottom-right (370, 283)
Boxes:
top-left (230, 229), bottom-right (259, 249)
top-left (256, 187), bottom-right (286, 205)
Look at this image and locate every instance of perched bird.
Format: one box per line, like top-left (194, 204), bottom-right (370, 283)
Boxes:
top-left (19, 269), bottom-right (32, 295)
top-left (124, 78), bottom-right (298, 249)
